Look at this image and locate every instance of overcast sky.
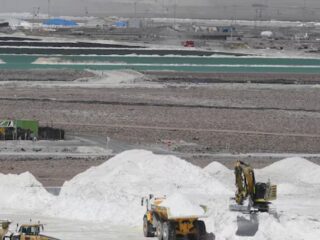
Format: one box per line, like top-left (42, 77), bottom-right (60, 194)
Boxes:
top-left (0, 0), bottom-right (319, 20)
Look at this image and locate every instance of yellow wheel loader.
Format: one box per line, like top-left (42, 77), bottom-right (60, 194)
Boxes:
top-left (0, 221), bottom-right (11, 240)
top-left (141, 195), bottom-right (207, 240)
top-left (9, 224), bottom-right (59, 240)
top-left (229, 160), bottom-right (277, 213)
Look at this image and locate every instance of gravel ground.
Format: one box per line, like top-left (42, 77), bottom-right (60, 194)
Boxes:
top-left (0, 69), bottom-right (94, 81)
top-left (1, 72), bottom-right (320, 185)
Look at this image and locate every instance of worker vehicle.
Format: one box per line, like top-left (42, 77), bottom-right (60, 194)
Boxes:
top-left (182, 40), bottom-right (195, 47)
top-left (229, 160), bottom-right (277, 213)
top-left (142, 194), bottom-right (207, 240)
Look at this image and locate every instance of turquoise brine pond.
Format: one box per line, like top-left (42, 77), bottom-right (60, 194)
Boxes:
top-left (1, 54), bottom-right (320, 73)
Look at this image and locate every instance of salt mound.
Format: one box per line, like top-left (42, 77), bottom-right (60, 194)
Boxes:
top-left (76, 69), bottom-right (145, 86)
top-left (204, 162), bottom-right (234, 188)
top-left (48, 150), bottom-right (230, 225)
top-left (259, 157), bottom-right (320, 184)
top-left (277, 183), bottom-right (300, 195)
top-left (160, 193), bottom-right (205, 217)
top-left (204, 162), bottom-right (230, 175)
top-left (0, 172), bottom-right (54, 210)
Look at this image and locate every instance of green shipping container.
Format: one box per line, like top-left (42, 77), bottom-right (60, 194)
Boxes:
top-left (15, 119), bottom-right (39, 137)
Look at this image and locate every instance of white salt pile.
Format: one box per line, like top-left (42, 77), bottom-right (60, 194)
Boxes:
top-left (0, 172), bottom-right (54, 211)
top-left (47, 150), bottom-right (229, 225)
top-left (258, 157), bottom-right (320, 184)
top-left (0, 151), bottom-right (319, 239)
top-left (204, 161), bottom-right (234, 188)
top-left (159, 193), bottom-right (206, 218)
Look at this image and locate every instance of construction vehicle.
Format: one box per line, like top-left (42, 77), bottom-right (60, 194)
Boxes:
top-left (0, 220), bottom-right (59, 240)
top-left (12, 224), bottom-right (44, 240)
top-left (229, 160), bottom-right (277, 213)
top-left (0, 221), bottom-right (11, 240)
top-left (142, 194), bottom-right (207, 240)
top-left (11, 223), bottom-right (53, 240)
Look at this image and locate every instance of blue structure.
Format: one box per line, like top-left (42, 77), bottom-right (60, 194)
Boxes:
top-left (43, 18), bottom-right (78, 27)
top-left (114, 21), bottom-right (128, 28)
top-left (217, 26), bottom-right (236, 33)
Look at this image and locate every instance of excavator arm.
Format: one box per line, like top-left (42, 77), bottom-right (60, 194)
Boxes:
top-left (234, 161), bottom-right (256, 205)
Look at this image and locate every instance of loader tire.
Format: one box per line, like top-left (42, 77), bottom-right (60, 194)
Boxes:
top-left (143, 215), bottom-right (155, 237)
top-left (194, 220), bottom-right (207, 240)
top-left (156, 221), bottom-right (163, 240)
top-left (162, 222), bottom-right (176, 240)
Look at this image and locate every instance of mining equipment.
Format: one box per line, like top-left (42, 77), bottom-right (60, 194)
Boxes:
top-left (142, 194), bottom-right (207, 240)
top-left (0, 222), bottom-right (59, 240)
top-left (229, 160), bottom-right (277, 213)
top-left (13, 223), bottom-right (61, 240)
top-left (0, 220), bottom-right (11, 240)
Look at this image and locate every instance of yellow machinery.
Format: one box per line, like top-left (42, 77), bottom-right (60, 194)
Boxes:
top-left (142, 195), bottom-right (207, 240)
top-left (0, 221), bottom-right (11, 240)
top-left (0, 128), bottom-right (5, 136)
top-left (6, 223), bottom-right (59, 240)
top-left (230, 160), bottom-right (277, 213)
top-left (11, 224), bottom-right (46, 240)
top-left (0, 221), bottom-right (59, 240)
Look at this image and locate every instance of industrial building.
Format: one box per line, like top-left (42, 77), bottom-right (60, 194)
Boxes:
top-left (0, 119), bottom-right (64, 140)
top-left (0, 119), bottom-right (38, 140)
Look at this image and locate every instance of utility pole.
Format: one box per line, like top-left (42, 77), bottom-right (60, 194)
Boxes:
top-left (302, 0), bottom-right (307, 22)
top-left (230, 4), bottom-right (238, 41)
top-left (47, 0), bottom-right (51, 17)
top-left (173, 0), bottom-right (177, 25)
top-left (162, 0), bottom-right (165, 17)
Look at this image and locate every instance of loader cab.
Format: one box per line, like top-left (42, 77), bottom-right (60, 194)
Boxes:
top-left (16, 224), bottom-right (44, 239)
top-left (19, 225), bottom-right (40, 235)
top-left (141, 194), bottom-right (155, 211)
top-left (141, 194), bottom-right (167, 211)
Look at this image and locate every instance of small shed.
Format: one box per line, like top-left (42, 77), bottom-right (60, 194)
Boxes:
top-left (43, 18), bottom-right (78, 27)
top-left (217, 26), bottom-right (236, 33)
top-left (114, 21), bottom-right (128, 28)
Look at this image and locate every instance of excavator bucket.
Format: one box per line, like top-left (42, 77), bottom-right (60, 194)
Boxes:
top-left (236, 213), bottom-right (259, 236)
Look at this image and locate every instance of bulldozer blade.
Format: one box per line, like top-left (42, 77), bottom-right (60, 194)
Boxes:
top-left (236, 213), bottom-right (259, 236)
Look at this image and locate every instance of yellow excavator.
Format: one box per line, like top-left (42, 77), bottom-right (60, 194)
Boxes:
top-left (229, 160), bottom-right (277, 213)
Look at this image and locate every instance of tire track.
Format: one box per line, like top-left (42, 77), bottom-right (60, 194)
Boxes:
top-left (1, 97), bottom-right (320, 114)
top-left (50, 121), bottom-right (320, 138)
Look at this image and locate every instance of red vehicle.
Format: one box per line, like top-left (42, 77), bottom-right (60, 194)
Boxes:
top-left (182, 40), bottom-right (195, 47)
